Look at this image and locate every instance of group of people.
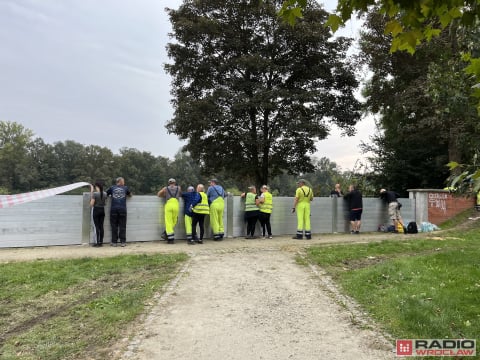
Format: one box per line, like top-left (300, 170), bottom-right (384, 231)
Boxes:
top-left (157, 178), bottom-right (226, 244)
top-left (89, 177), bottom-right (226, 246)
top-left (240, 185), bottom-right (273, 239)
top-left (90, 177), bottom-right (132, 247)
top-left (88, 177), bottom-right (404, 246)
top-left (330, 183), bottom-right (403, 234)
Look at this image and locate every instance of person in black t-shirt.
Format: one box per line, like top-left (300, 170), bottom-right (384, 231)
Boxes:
top-left (344, 184), bottom-right (363, 234)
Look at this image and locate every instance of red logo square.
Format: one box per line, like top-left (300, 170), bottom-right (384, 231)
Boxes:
top-left (397, 340), bottom-right (413, 356)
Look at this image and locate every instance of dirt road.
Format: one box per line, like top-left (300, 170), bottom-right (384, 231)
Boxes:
top-left (1, 234), bottom-right (401, 359)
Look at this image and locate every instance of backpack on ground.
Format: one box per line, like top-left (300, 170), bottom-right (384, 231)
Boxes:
top-left (407, 221), bottom-right (418, 234)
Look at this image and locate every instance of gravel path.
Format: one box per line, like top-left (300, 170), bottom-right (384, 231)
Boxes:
top-left (119, 238), bottom-right (396, 359)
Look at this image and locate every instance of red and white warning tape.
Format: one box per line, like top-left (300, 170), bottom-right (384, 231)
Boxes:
top-left (0, 182), bottom-right (91, 209)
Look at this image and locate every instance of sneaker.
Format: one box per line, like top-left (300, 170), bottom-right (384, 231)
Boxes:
top-left (188, 239), bottom-right (195, 245)
top-left (355, 231), bottom-right (360, 234)
top-left (121, 243), bottom-right (126, 247)
top-left (268, 236), bottom-right (273, 239)
top-left (350, 230), bottom-right (355, 234)
top-left (111, 243), bottom-right (117, 247)
top-left (197, 239), bottom-right (203, 244)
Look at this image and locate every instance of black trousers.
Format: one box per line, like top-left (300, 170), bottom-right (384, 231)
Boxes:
top-left (92, 207), bottom-right (105, 244)
top-left (245, 211), bottom-right (259, 237)
top-left (110, 209), bottom-right (127, 243)
top-left (258, 212), bottom-right (272, 236)
top-left (192, 213), bottom-right (206, 240)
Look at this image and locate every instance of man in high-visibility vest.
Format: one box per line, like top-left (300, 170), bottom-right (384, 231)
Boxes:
top-left (207, 178), bottom-right (225, 240)
top-left (241, 185), bottom-right (260, 239)
top-left (192, 184), bottom-right (209, 244)
top-left (157, 178), bottom-right (181, 244)
top-left (292, 179), bottom-right (313, 239)
top-left (258, 184), bottom-right (273, 238)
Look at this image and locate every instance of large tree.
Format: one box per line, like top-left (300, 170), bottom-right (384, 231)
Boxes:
top-left (165, 0), bottom-right (360, 185)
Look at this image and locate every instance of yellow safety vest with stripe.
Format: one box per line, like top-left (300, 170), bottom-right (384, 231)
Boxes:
top-left (245, 192), bottom-right (259, 212)
top-left (193, 192), bottom-right (210, 214)
top-left (259, 191), bottom-right (272, 214)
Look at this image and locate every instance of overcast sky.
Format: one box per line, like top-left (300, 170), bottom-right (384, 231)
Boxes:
top-left (0, 0), bottom-right (373, 171)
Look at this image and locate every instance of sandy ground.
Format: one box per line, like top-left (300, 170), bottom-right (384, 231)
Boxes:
top-left (0, 233), bottom-right (403, 359)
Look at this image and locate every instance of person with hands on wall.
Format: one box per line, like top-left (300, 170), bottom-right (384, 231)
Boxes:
top-left (292, 179), bottom-right (314, 240)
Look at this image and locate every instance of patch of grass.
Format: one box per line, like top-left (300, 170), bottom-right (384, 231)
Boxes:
top-left (306, 228), bottom-right (480, 352)
top-left (438, 207), bottom-right (479, 229)
top-left (0, 253), bottom-right (188, 360)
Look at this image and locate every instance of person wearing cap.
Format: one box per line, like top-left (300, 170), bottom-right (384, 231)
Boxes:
top-left (157, 178), bottom-right (182, 244)
top-left (258, 185), bottom-right (273, 239)
top-left (206, 178), bottom-right (226, 240)
top-left (292, 179), bottom-right (314, 239)
top-left (379, 188), bottom-right (403, 232)
top-left (240, 186), bottom-right (260, 239)
top-left (192, 184), bottom-right (209, 243)
top-left (106, 177), bottom-right (132, 247)
top-left (181, 185), bottom-right (200, 245)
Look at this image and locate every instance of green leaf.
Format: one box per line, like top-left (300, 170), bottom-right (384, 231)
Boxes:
top-left (385, 20), bottom-right (403, 37)
top-left (420, 3), bottom-right (431, 17)
top-left (465, 58), bottom-right (480, 76)
top-left (446, 161), bottom-right (460, 170)
top-left (326, 14), bottom-right (343, 33)
top-left (424, 26), bottom-right (441, 42)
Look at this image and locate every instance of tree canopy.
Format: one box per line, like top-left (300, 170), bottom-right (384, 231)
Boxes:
top-left (0, 121), bottom-right (358, 196)
top-left (165, 0), bottom-right (361, 186)
top-left (281, 0), bottom-right (480, 112)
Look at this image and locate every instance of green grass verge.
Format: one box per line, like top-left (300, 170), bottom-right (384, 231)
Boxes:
top-left (305, 228), bottom-right (480, 355)
top-left (0, 253), bottom-right (188, 360)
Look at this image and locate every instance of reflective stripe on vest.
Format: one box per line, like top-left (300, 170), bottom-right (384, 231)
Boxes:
top-left (245, 192), bottom-right (259, 212)
top-left (260, 191), bottom-right (272, 213)
top-left (193, 192), bottom-right (209, 214)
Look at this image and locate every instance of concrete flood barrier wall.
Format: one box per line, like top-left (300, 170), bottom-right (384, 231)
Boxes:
top-left (1, 194), bottom-right (416, 248)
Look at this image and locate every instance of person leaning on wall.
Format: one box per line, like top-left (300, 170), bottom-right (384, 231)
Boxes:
top-left (191, 184), bottom-right (209, 244)
top-left (206, 178), bottom-right (226, 241)
top-left (240, 185), bottom-right (260, 239)
top-left (106, 177), bottom-right (132, 247)
top-left (90, 179), bottom-right (107, 247)
top-left (258, 184), bottom-right (273, 239)
top-left (157, 178), bottom-right (181, 244)
top-left (292, 179), bottom-right (314, 240)
top-left (379, 188), bottom-right (404, 233)
top-left (330, 183), bottom-right (343, 197)
top-left (181, 185), bottom-right (199, 245)
top-left (343, 184), bottom-right (363, 234)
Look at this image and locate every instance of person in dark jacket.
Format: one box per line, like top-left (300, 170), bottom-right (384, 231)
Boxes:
top-left (106, 177), bottom-right (132, 247)
top-left (344, 184), bottom-right (363, 234)
top-left (181, 186), bottom-right (200, 245)
top-left (379, 188), bottom-right (402, 232)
